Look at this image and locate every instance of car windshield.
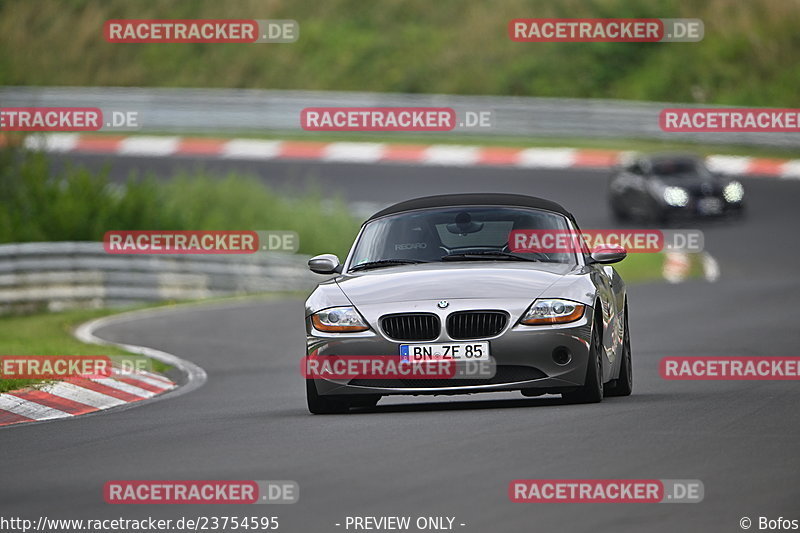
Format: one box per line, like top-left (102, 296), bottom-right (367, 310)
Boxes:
top-left (348, 206), bottom-right (577, 270)
top-left (651, 158), bottom-right (710, 177)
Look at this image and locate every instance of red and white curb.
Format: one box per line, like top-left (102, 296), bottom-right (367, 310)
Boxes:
top-left (0, 307), bottom-right (207, 428)
top-left (663, 252), bottom-right (693, 284)
top-left (662, 251), bottom-right (721, 284)
top-left (15, 133), bottom-right (800, 179)
top-left (0, 369), bottom-right (176, 426)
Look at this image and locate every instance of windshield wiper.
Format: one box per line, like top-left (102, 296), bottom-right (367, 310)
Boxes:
top-left (349, 259), bottom-right (426, 272)
top-left (441, 251), bottom-right (539, 262)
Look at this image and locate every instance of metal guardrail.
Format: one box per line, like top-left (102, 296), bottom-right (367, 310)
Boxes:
top-left (2, 86), bottom-right (797, 147)
top-left (0, 242), bottom-right (316, 314)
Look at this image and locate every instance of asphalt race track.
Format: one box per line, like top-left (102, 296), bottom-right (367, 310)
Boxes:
top-left (3, 153), bottom-right (800, 533)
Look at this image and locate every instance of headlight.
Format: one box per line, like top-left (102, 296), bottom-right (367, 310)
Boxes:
top-left (520, 299), bottom-right (585, 325)
top-left (723, 181), bottom-right (744, 203)
top-left (663, 186), bottom-right (689, 207)
top-left (311, 306), bottom-right (369, 332)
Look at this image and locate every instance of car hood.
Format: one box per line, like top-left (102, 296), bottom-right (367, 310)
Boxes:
top-left (335, 262), bottom-right (575, 305)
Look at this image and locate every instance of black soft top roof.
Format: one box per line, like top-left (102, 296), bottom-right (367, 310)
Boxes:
top-left (643, 152), bottom-right (702, 164)
top-left (366, 193), bottom-right (575, 222)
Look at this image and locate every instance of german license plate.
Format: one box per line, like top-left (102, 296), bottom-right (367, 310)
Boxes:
top-left (400, 342), bottom-right (490, 362)
top-left (697, 197), bottom-right (723, 215)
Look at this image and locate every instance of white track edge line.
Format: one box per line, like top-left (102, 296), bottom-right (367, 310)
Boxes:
top-left (0, 306), bottom-right (209, 429)
top-left (75, 311), bottom-right (208, 401)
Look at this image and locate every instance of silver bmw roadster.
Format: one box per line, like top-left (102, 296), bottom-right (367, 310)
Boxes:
top-left (304, 193), bottom-right (632, 413)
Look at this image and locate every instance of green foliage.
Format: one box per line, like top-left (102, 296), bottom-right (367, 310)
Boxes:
top-left (0, 144), bottom-right (360, 258)
top-left (1, 0), bottom-right (798, 105)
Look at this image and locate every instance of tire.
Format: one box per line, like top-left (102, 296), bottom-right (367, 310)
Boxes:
top-left (606, 303), bottom-right (633, 397)
top-left (646, 205), bottom-right (669, 226)
top-left (305, 380), bottom-right (380, 414)
top-left (306, 379), bottom-right (351, 414)
top-left (610, 201), bottom-right (630, 223)
top-left (562, 312), bottom-right (604, 404)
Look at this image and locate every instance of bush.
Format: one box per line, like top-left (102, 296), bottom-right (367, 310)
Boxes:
top-left (1, 0), bottom-right (799, 106)
top-left (0, 143), bottom-right (361, 258)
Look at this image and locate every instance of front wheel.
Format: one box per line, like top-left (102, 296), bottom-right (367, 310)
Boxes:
top-left (606, 303), bottom-right (633, 397)
top-left (306, 380), bottom-right (380, 414)
top-left (610, 200), bottom-right (630, 223)
top-left (562, 315), bottom-right (604, 404)
top-left (306, 380), bottom-right (350, 414)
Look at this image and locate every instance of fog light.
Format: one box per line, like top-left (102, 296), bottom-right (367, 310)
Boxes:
top-left (664, 186), bottom-right (689, 207)
top-left (723, 181), bottom-right (744, 203)
top-left (552, 347), bottom-right (572, 365)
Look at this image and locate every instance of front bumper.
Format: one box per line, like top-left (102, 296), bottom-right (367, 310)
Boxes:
top-left (306, 302), bottom-right (594, 397)
top-left (663, 196), bottom-right (744, 218)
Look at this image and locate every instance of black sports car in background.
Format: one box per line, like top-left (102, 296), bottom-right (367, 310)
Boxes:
top-left (608, 153), bottom-right (745, 224)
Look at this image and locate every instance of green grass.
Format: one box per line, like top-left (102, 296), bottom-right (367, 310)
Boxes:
top-left (0, 293), bottom-right (309, 394)
top-left (614, 251), bottom-right (706, 283)
top-left (614, 252), bottom-right (667, 283)
top-left (0, 307), bottom-right (162, 393)
top-left (2, 0), bottom-right (799, 106)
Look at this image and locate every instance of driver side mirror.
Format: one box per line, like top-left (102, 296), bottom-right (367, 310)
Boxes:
top-left (589, 245), bottom-right (627, 264)
top-left (308, 254), bottom-right (341, 274)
